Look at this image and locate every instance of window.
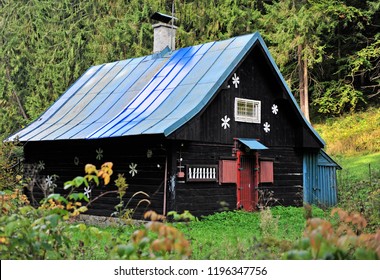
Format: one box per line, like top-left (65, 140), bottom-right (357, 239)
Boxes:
top-left (234, 98), bottom-right (261, 123)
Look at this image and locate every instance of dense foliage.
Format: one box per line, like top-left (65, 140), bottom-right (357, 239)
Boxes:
top-left (0, 0), bottom-right (379, 137)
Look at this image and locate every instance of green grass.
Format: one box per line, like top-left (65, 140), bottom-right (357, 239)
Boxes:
top-left (314, 107), bottom-right (380, 156)
top-left (313, 108), bottom-right (380, 231)
top-left (66, 223), bottom-right (137, 259)
top-left (335, 152), bottom-right (380, 182)
top-left (64, 206), bottom-right (328, 260)
top-left (176, 206), bottom-right (327, 259)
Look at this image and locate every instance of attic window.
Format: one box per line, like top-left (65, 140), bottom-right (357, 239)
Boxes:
top-left (234, 98), bottom-right (261, 123)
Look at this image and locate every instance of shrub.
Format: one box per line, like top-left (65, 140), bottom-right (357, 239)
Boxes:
top-left (0, 140), bottom-right (23, 192)
top-left (111, 211), bottom-right (191, 260)
top-left (1, 162), bottom-right (192, 260)
top-left (284, 208), bottom-right (380, 260)
top-left (338, 168), bottom-right (380, 231)
top-left (0, 206), bottom-right (73, 259)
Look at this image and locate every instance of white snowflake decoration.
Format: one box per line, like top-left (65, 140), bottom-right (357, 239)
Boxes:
top-left (263, 122), bottom-right (271, 133)
top-left (221, 115), bottom-right (230, 129)
top-left (129, 163), bottom-right (138, 177)
top-left (84, 186), bottom-right (91, 198)
top-left (37, 161), bottom-right (45, 171)
top-left (231, 73), bottom-right (240, 88)
top-left (45, 175), bottom-right (54, 188)
top-left (271, 104), bottom-right (279, 115)
top-left (96, 148), bottom-right (103, 160)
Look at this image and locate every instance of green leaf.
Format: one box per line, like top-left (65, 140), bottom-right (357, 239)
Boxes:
top-left (92, 175), bottom-right (100, 186)
top-left (74, 223), bottom-right (87, 232)
top-left (64, 181), bottom-right (74, 190)
top-left (73, 176), bottom-right (85, 188)
top-left (116, 244), bottom-right (135, 258)
top-left (45, 214), bottom-right (61, 227)
top-left (77, 206), bottom-right (88, 213)
top-left (83, 178), bottom-right (89, 187)
top-left (45, 193), bottom-right (68, 204)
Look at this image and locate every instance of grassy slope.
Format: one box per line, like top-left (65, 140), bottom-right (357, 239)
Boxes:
top-left (314, 107), bottom-right (379, 230)
top-left (313, 107), bottom-right (380, 157)
top-left (336, 152), bottom-right (380, 181)
top-left (313, 107), bottom-right (380, 181)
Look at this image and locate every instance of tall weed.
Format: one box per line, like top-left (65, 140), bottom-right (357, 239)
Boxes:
top-left (259, 207), bottom-right (279, 239)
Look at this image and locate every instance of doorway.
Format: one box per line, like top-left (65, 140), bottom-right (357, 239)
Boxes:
top-left (236, 150), bottom-right (259, 211)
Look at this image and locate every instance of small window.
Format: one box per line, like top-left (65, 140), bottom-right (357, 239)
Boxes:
top-left (234, 98), bottom-right (261, 123)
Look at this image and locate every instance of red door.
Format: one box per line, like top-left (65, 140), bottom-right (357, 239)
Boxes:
top-left (236, 151), bottom-right (259, 211)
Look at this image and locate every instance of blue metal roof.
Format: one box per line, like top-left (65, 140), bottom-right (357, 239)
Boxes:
top-left (7, 32), bottom-right (325, 146)
top-left (238, 138), bottom-right (268, 150)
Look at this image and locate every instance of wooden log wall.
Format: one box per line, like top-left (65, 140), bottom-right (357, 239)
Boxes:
top-left (259, 147), bottom-right (304, 207)
top-left (23, 136), bottom-right (167, 219)
top-left (171, 142), bottom-right (237, 217)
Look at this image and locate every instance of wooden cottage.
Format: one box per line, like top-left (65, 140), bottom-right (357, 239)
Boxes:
top-left (8, 31), bottom-right (340, 217)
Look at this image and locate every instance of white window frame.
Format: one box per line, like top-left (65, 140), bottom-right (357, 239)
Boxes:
top-left (234, 98), bottom-right (261, 123)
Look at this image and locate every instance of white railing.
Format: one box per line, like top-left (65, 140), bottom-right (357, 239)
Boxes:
top-left (186, 165), bottom-right (218, 182)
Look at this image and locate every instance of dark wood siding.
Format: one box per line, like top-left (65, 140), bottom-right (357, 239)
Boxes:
top-left (166, 44), bottom-right (317, 212)
top-left (169, 44), bottom-right (321, 149)
top-left (258, 147), bottom-right (303, 206)
top-left (170, 142), bottom-right (236, 217)
top-left (23, 136), bottom-right (167, 218)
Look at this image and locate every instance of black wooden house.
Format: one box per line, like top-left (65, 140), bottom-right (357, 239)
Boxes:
top-left (8, 30), bottom-right (340, 217)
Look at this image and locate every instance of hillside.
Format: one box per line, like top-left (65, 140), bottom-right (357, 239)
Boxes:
top-left (314, 107), bottom-right (380, 180)
top-left (314, 107), bottom-right (380, 156)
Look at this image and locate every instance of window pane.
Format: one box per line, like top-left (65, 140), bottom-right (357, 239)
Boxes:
top-left (246, 101), bottom-right (254, 117)
top-left (235, 98), bottom-right (261, 123)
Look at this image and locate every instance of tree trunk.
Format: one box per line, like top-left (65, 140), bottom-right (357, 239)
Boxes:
top-left (297, 44), bottom-right (310, 121)
top-left (303, 56), bottom-right (310, 121)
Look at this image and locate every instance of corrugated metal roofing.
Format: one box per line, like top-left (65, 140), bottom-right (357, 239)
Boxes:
top-left (238, 138), bottom-right (268, 150)
top-left (8, 32), bottom-right (324, 145)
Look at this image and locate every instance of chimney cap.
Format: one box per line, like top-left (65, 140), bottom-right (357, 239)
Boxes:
top-left (150, 12), bottom-right (177, 24)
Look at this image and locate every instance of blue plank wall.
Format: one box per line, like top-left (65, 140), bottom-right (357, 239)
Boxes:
top-left (303, 150), bottom-right (341, 207)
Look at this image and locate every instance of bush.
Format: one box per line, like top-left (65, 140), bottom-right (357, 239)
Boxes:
top-left (0, 140), bottom-right (23, 192)
top-left (1, 162), bottom-right (192, 260)
top-left (284, 208), bottom-right (380, 260)
top-left (338, 168), bottom-right (380, 231)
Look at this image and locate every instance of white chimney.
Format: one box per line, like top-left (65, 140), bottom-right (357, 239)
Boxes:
top-left (151, 12), bottom-right (177, 53)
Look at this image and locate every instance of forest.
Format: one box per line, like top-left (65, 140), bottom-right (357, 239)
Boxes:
top-left (0, 0), bottom-right (379, 138)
